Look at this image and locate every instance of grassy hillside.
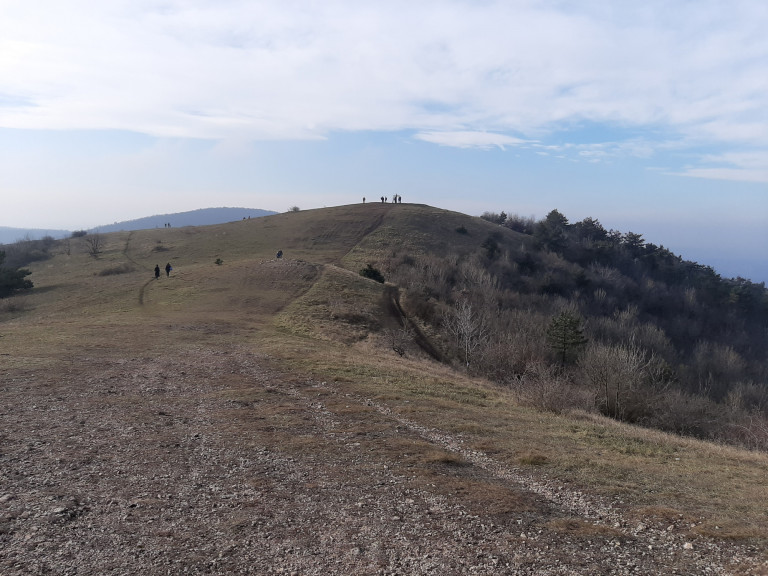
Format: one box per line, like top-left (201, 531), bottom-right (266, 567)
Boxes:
top-left (2, 203), bottom-right (767, 573)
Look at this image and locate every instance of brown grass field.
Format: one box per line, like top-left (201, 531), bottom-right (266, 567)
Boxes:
top-left (1, 203), bottom-right (767, 575)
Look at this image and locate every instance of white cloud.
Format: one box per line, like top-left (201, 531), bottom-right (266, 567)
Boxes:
top-left (414, 131), bottom-right (528, 150)
top-left (0, 1), bottom-right (767, 179)
top-left (680, 167), bottom-right (768, 183)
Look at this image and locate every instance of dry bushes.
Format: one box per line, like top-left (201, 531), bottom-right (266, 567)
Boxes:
top-left (0, 297), bottom-right (26, 314)
top-left (381, 229), bottom-right (768, 452)
top-left (506, 362), bottom-right (592, 415)
top-left (97, 263), bottom-right (135, 276)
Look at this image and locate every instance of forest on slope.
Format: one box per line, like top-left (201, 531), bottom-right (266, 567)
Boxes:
top-left (381, 208), bottom-right (768, 450)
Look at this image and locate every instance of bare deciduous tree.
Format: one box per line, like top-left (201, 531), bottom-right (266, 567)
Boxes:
top-left (385, 325), bottom-right (413, 357)
top-left (443, 299), bottom-right (489, 369)
top-left (580, 341), bottom-right (651, 420)
top-left (83, 232), bottom-right (103, 257)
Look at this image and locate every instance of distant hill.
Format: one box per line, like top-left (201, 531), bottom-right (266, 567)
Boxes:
top-left (0, 226), bottom-right (70, 244)
top-left (0, 208), bottom-right (276, 245)
top-left (91, 207), bottom-right (277, 233)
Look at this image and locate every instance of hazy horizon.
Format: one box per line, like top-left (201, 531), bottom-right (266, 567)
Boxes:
top-left (1, 2), bottom-right (766, 283)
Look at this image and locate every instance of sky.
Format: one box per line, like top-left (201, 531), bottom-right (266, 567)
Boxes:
top-left (1, 1), bottom-right (766, 283)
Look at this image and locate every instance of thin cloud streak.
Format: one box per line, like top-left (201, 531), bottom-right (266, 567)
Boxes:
top-left (1, 1), bottom-right (767, 180)
top-left (414, 131), bottom-right (529, 150)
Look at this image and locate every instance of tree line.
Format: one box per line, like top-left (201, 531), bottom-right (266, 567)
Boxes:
top-left (382, 209), bottom-right (768, 450)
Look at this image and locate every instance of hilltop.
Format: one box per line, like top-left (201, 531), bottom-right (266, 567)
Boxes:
top-left (1, 203), bottom-right (767, 575)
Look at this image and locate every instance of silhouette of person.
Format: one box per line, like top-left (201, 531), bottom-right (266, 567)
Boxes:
top-left (381, 196), bottom-right (384, 203)
top-left (276, 250), bottom-right (283, 259)
top-left (154, 265), bottom-right (160, 279)
top-left (363, 197), bottom-right (366, 203)
top-left (165, 263), bottom-right (172, 277)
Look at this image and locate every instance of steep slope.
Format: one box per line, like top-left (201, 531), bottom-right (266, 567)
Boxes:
top-left (1, 204), bottom-right (767, 575)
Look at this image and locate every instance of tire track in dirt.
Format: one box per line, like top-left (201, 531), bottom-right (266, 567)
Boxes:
top-left (291, 379), bottom-right (759, 575)
top-left (122, 231), bottom-right (157, 306)
top-left (137, 278), bottom-right (154, 305)
top-left (383, 284), bottom-right (445, 362)
top-left (338, 209), bottom-right (387, 263)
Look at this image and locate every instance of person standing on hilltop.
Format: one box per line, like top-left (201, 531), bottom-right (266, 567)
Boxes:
top-left (165, 263), bottom-right (172, 277)
top-left (154, 264), bottom-right (160, 280)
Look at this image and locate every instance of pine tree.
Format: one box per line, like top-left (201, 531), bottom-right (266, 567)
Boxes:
top-left (546, 311), bottom-right (587, 366)
top-left (0, 250), bottom-right (33, 298)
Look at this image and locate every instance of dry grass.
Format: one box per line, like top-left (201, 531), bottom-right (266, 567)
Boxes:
top-left (5, 204), bottom-right (768, 564)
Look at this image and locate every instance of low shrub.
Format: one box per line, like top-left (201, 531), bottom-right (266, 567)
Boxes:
top-left (97, 263), bottom-right (134, 276)
top-left (359, 263), bottom-right (385, 283)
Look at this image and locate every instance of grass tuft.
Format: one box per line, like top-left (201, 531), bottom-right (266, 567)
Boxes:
top-left (517, 451), bottom-right (549, 466)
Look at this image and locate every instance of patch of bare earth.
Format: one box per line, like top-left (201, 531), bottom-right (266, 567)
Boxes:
top-left (1, 346), bottom-right (766, 575)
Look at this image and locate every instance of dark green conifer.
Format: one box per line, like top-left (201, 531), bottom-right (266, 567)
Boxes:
top-left (546, 311), bottom-right (587, 366)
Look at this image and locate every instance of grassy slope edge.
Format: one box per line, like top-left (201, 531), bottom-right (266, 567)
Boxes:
top-left (2, 203), bottom-right (767, 561)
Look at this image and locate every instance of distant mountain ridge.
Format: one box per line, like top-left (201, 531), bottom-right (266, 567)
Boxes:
top-left (92, 207), bottom-right (277, 233)
top-left (0, 207), bottom-right (277, 244)
top-left (0, 227), bottom-right (71, 245)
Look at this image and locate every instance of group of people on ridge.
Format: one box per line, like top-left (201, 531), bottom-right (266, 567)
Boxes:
top-left (362, 195), bottom-right (403, 203)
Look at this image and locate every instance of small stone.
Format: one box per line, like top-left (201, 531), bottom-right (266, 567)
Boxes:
top-left (683, 542), bottom-right (694, 550)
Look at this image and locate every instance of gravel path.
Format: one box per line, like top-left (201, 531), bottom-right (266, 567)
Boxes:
top-left (1, 347), bottom-right (765, 575)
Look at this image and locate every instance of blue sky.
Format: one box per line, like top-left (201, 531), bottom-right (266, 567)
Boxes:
top-left (1, 1), bottom-right (766, 282)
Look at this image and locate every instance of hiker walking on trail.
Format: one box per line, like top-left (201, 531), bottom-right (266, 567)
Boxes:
top-left (165, 263), bottom-right (172, 277)
top-left (154, 265), bottom-right (160, 279)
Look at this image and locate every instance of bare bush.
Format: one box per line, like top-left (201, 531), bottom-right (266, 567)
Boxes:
top-left (725, 382), bottom-right (768, 414)
top-left (480, 330), bottom-right (543, 382)
top-left (646, 388), bottom-right (721, 438)
top-left (442, 299), bottom-right (490, 369)
top-left (692, 342), bottom-right (747, 400)
top-left (723, 414), bottom-right (768, 452)
top-left (97, 263), bottom-right (134, 276)
top-left (580, 341), bottom-right (653, 421)
top-left (503, 213), bottom-right (536, 235)
top-left (384, 325), bottom-right (414, 357)
top-left (83, 232), bottom-right (104, 257)
top-left (508, 362), bottom-right (593, 414)
top-left (0, 298), bottom-right (26, 314)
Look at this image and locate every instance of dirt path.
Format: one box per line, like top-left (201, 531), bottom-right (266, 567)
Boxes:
top-left (383, 285), bottom-right (445, 362)
top-left (1, 346), bottom-right (764, 575)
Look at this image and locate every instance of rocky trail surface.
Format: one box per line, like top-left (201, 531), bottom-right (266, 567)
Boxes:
top-left (1, 346), bottom-right (765, 575)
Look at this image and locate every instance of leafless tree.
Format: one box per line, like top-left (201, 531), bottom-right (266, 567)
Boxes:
top-left (580, 340), bottom-right (651, 420)
top-left (385, 325), bottom-right (413, 357)
top-left (443, 299), bottom-right (490, 369)
top-left (83, 232), bottom-right (103, 257)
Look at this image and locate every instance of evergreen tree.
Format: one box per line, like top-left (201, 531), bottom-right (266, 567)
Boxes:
top-left (546, 311), bottom-right (587, 366)
top-left (359, 263), bottom-right (385, 283)
top-left (0, 250), bottom-right (33, 298)
top-left (534, 209), bottom-right (570, 253)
